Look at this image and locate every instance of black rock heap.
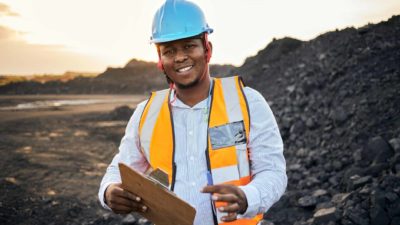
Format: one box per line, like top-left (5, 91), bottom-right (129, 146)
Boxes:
top-left (238, 16), bottom-right (400, 225)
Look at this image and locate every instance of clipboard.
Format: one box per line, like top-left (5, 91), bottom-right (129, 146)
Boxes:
top-left (119, 163), bottom-right (196, 225)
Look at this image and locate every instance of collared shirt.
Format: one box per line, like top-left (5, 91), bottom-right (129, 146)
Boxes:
top-left (98, 86), bottom-right (287, 225)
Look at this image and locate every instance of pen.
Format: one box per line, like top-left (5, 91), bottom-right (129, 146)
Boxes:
top-left (206, 171), bottom-right (213, 186)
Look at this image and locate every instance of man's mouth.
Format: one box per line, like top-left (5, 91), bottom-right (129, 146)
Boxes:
top-left (176, 65), bottom-right (193, 73)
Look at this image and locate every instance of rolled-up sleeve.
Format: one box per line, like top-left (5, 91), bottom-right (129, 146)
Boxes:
top-left (98, 100), bottom-right (150, 209)
top-left (238, 87), bottom-right (287, 218)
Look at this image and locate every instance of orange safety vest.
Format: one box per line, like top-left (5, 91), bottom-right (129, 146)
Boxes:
top-left (138, 76), bottom-right (263, 225)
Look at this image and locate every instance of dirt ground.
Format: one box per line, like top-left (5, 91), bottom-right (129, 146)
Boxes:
top-left (0, 95), bottom-right (147, 225)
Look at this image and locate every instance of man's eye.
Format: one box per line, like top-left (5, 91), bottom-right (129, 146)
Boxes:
top-left (185, 44), bottom-right (195, 49)
top-left (162, 50), bottom-right (173, 56)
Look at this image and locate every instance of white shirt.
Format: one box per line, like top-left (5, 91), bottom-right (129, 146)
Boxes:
top-left (98, 86), bottom-right (287, 225)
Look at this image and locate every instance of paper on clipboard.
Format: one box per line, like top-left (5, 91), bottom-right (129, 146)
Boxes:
top-left (119, 163), bottom-right (196, 225)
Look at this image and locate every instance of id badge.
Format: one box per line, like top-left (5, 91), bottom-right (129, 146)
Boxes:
top-left (209, 121), bottom-right (247, 150)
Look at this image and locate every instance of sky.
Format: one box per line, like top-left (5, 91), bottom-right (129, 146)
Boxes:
top-left (0, 0), bottom-right (399, 75)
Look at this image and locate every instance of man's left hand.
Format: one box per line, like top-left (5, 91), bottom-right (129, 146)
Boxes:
top-left (201, 184), bottom-right (248, 222)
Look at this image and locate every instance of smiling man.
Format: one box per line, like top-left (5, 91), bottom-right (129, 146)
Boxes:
top-left (98, 0), bottom-right (287, 224)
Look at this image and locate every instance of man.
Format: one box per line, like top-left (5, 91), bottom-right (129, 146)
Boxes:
top-left (98, 0), bottom-right (287, 224)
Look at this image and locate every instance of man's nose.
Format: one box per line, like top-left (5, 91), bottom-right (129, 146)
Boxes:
top-left (174, 49), bottom-right (188, 62)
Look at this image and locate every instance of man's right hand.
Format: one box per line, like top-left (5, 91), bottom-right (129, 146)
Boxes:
top-left (105, 183), bottom-right (147, 214)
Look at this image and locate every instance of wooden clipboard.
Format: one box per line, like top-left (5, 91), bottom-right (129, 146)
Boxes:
top-left (119, 163), bottom-right (196, 225)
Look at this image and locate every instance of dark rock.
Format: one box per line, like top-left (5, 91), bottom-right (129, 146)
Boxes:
top-left (312, 189), bottom-right (328, 198)
top-left (288, 163), bottom-right (302, 171)
top-left (313, 207), bottom-right (338, 224)
top-left (291, 172), bottom-right (303, 182)
top-left (385, 192), bottom-right (399, 203)
top-left (298, 196), bottom-right (317, 208)
top-left (304, 177), bottom-right (321, 187)
top-left (323, 162), bottom-right (333, 172)
top-left (353, 148), bottom-right (363, 162)
top-left (122, 214), bottom-right (137, 225)
top-left (137, 217), bottom-right (152, 225)
top-left (391, 217), bottom-right (400, 225)
top-left (290, 120), bottom-right (306, 135)
top-left (390, 153), bottom-right (400, 172)
top-left (347, 175), bottom-right (372, 191)
top-left (343, 167), bottom-right (364, 182)
top-left (362, 136), bottom-right (394, 164)
top-left (330, 107), bottom-right (348, 124)
top-left (332, 161), bottom-right (343, 171)
top-left (387, 200), bottom-right (400, 218)
top-left (257, 220), bottom-right (275, 225)
top-left (395, 164), bottom-right (400, 174)
top-left (296, 148), bottom-right (309, 158)
top-left (365, 163), bottom-right (389, 177)
top-left (328, 176), bottom-right (339, 186)
top-left (332, 193), bottom-right (351, 204)
top-left (359, 185), bottom-right (372, 195)
top-left (371, 189), bottom-right (387, 207)
top-left (316, 201), bottom-right (334, 210)
top-left (370, 206), bottom-right (390, 225)
top-left (389, 138), bottom-right (400, 153)
top-left (305, 118), bottom-right (318, 129)
top-left (344, 207), bottom-right (369, 225)
top-left (286, 85), bottom-right (296, 93)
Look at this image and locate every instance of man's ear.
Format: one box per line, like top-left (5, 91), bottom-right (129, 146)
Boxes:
top-left (156, 45), bottom-right (164, 71)
top-left (206, 41), bottom-right (213, 63)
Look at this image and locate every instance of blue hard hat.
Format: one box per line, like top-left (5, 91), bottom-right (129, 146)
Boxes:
top-left (150, 0), bottom-right (213, 44)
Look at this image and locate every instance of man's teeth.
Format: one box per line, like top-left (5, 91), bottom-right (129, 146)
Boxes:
top-left (177, 66), bottom-right (192, 72)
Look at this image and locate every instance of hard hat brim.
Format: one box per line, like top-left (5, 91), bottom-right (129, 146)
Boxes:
top-left (150, 28), bottom-right (213, 44)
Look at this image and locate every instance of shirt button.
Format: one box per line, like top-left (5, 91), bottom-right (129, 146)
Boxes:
top-left (188, 131), bottom-right (193, 136)
top-left (191, 182), bottom-right (196, 186)
top-left (190, 156), bottom-right (194, 161)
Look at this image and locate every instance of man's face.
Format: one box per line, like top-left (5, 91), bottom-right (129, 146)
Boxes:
top-left (158, 37), bottom-right (207, 89)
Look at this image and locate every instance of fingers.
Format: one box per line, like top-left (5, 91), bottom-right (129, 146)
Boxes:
top-left (115, 186), bottom-right (140, 202)
top-left (218, 202), bottom-right (240, 213)
top-left (108, 193), bottom-right (147, 214)
top-left (202, 184), bottom-right (248, 221)
top-left (212, 193), bottom-right (238, 203)
top-left (201, 184), bottom-right (225, 194)
top-left (202, 184), bottom-right (240, 196)
top-left (105, 183), bottom-right (148, 214)
top-left (221, 212), bottom-right (238, 222)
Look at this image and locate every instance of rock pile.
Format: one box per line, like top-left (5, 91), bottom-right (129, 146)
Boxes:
top-left (237, 16), bottom-right (400, 225)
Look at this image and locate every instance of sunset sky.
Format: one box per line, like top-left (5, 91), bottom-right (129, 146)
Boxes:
top-left (0, 0), bottom-right (399, 75)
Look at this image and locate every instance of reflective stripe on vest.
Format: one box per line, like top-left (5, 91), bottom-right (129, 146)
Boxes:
top-left (139, 76), bottom-right (263, 225)
top-left (139, 88), bottom-right (175, 188)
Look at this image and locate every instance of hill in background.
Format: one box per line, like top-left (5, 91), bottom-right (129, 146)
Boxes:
top-left (0, 71), bottom-right (97, 87)
top-left (0, 59), bottom-right (235, 94)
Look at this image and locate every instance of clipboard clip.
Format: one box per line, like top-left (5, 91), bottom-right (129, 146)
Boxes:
top-left (148, 168), bottom-right (170, 190)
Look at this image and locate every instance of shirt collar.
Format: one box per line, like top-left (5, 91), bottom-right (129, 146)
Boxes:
top-left (169, 78), bottom-right (214, 109)
top-left (169, 90), bottom-right (209, 109)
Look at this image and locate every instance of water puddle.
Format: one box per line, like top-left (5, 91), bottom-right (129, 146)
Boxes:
top-left (0, 99), bottom-right (125, 111)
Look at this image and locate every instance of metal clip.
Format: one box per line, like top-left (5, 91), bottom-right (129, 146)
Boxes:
top-left (148, 168), bottom-right (169, 189)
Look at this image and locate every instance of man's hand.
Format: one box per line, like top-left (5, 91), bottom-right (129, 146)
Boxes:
top-left (201, 184), bottom-right (248, 222)
top-left (105, 183), bottom-right (147, 214)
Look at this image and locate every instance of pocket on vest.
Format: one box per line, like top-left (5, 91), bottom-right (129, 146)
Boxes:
top-left (209, 120), bottom-right (247, 150)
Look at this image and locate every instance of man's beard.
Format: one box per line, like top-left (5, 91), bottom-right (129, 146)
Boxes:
top-left (172, 76), bottom-right (201, 89)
